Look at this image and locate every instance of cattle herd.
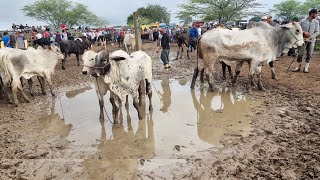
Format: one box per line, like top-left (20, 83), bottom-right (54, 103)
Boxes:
top-left (0, 22), bottom-right (305, 122)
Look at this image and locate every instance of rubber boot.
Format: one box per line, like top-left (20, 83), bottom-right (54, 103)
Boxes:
top-left (292, 63), bottom-right (301, 72)
top-left (303, 63), bottom-right (310, 73)
top-left (271, 68), bottom-right (278, 80)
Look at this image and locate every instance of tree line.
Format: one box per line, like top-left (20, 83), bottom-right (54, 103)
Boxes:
top-left (22, 0), bottom-right (319, 30)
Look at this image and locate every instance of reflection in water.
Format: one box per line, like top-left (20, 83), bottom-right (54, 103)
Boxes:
top-left (192, 88), bottom-right (253, 146)
top-left (37, 97), bottom-right (72, 139)
top-left (82, 108), bottom-right (155, 179)
top-left (45, 81), bottom-right (258, 178)
top-left (158, 79), bottom-right (171, 113)
top-left (65, 86), bottom-right (92, 99)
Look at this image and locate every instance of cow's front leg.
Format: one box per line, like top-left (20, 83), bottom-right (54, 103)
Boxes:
top-left (27, 78), bottom-right (34, 96)
top-left (37, 76), bottom-right (47, 95)
top-left (99, 96), bottom-right (104, 120)
top-left (109, 92), bottom-right (116, 113)
top-left (146, 79), bottom-right (153, 111)
top-left (76, 54), bottom-right (80, 66)
top-left (112, 95), bottom-right (121, 124)
top-left (138, 80), bottom-right (145, 107)
top-left (133, 96), bottom-right (142, 120)
top-left (62, 52), bottom-right (67, 70)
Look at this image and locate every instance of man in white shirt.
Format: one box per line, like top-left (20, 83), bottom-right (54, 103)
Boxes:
top-left (61, 29), bottom-right (68, 40)
top-left (197, 26), bottom-right (202, 36)
top-left (36, 32), bottom-right (42, 39)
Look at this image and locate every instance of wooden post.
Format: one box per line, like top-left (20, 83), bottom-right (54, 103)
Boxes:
top-left (133, 11), bottom-right (142, 51)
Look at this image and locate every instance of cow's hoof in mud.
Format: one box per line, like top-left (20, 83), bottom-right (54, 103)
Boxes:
top-left (62, 67), bottom-right (66, 70)
top-left (51, 93), bottom-right (56, 97)
top-left (42, 92), bottom-right (47, 95)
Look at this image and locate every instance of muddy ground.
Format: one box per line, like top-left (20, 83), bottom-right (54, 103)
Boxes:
top-left (0, 42), bottom-right (319, 179)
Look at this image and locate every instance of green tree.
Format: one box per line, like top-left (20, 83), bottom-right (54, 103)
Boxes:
top-left (22, 0), bottom-right (105, 29)
top-left (271, 0), bottom-right (304, 20)
top-left (300, 0), bottom-right (320, 14)
top-left (127, 5), bottom-right (170, 25)
top-left (177, 0), bottom-right (261, 24)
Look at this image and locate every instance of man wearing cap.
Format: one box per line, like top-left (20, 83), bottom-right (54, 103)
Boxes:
top-left (156, 28), bottom-right (171, 69)
top-left (267, 16), bottom-right (277, 26)
top-left (261, 16), bottom-right (268, 22)
top-left (292, 9), bottom-right (319, 73)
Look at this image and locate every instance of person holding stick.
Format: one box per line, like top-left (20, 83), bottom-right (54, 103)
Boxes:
top-left (292, 9), bottom-right (319, 73)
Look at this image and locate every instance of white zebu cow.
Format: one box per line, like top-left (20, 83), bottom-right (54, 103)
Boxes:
top-left (124, 33), bottom-right (136, 54)
top-left (191, 22), bottom-right (304, 92)
top-left (0, 48), bottom-right (47, 98)
top-left (92, 50), bottom-right (152, 121)
top-left (82, 50), bottom-right (118, 118)
top-left (0, 46), bottom-right (64, 106)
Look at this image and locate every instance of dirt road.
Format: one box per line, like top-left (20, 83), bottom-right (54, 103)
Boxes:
top-left (0, 43), bottom-right (319, 179)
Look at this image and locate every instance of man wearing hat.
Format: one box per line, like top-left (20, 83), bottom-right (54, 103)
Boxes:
top-left (156, 28), bottom-right (171, 69)
top-left (261, 16), bottom-right (268, 22)
top-left (292, 9), bottom-right (319, 73)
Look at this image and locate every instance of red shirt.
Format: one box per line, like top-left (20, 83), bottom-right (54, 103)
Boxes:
top-left (43, 31), bottom-right (50, 38)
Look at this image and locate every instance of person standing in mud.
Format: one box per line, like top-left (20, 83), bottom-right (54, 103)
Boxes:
top-left (156, 28), bottom-right (171, 69)
top-left (292, 9), bottom-right (319, 73)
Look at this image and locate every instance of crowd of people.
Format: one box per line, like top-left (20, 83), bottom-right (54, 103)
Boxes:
top-left (2, 9), bottom-right (320, 72)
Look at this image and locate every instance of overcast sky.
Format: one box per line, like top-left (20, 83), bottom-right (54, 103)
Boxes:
top-left (0, 0), bottom-right (284, 30)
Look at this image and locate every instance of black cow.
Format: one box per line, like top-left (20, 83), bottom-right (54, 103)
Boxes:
top-left (33, 37), bottom-right (52, 47)
top-left (59, 39), bottom-right (89, 70)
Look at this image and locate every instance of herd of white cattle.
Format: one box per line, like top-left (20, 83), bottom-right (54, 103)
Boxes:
top-left (0, 22), bottom-right (305, 122)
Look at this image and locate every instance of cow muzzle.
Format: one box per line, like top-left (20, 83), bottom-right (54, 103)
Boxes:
top-left (91, 71), bottom-right (99, 77)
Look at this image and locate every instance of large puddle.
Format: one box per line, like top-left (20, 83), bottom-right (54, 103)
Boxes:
top-left (39, 80), bottom-right (258, 179)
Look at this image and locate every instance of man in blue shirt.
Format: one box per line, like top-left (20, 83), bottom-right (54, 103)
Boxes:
top-left (2, 32), bottom-right (12, 48)
top-left (189, 25), bottom-right (198, 52)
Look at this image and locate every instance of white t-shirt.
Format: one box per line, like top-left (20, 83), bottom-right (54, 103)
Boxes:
top-left (62, 32), bottom-right (68, 40)
top-left (36, 33), bottom-right (42, 39)
top-left (198, 27), bottom-right (202, 36)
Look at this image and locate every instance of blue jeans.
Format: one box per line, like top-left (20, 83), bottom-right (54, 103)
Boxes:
top-left (297, 42), bottom-right (315, 63)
